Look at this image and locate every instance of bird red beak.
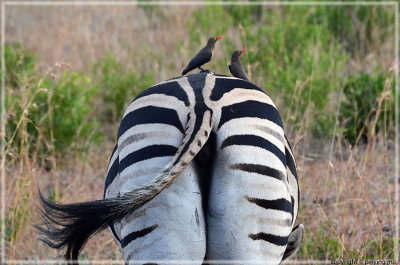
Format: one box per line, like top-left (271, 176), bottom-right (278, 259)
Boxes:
top-left (217, 36), bottom-right (222, 40)
top-left (241, 49), bottom-right (246, 53)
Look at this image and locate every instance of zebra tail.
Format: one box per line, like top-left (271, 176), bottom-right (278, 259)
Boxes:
top-left (34, 189), bottom-right (132, 264)
top-left (35, 111), bottom-right (213, 263)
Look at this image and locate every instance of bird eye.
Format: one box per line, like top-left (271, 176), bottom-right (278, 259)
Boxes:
top-left (214, 38), bottom-right (216, 40)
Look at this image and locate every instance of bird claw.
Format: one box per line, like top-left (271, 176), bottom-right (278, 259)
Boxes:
top-left (200, 69), bottom-right (211, 73)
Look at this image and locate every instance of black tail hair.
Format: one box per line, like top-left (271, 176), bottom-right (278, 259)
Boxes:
top-left (34, 189), bottom-right (132, 264)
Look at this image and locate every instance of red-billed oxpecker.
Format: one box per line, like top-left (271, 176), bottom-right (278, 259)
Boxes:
top-left (182, 36), bottom-right (222, 75)
top-left (229, 49), bottom-right (249, 81)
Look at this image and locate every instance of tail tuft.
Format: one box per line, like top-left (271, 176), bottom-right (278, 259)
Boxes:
top-left (34, 189), bottom-right (118, 264)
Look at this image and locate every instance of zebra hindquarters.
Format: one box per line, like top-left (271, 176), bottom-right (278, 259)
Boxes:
top-left (106, 148), bottom-right (207, 263)
top-left (105, 103), bottom-right (207, 263)
top-left (206, 116), bottom-right (293, 264)
top-left (115, 163), bottom-right (206, 264)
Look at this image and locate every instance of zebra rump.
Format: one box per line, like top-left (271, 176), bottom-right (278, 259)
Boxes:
top-left (35, 75), bottom-right (214, 263)
top-left (35, 72), bottom-right (301, 264)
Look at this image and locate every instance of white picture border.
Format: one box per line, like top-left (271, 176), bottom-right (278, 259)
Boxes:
top-left (1, 1), bottom-right (398, 264)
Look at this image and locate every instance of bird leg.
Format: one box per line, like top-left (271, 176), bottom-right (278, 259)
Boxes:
top-left (199, 67), bottom-right (210, 73)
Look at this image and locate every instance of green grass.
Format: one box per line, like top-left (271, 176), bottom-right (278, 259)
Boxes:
top-left (92, 54), bottom-right (154, 125)
top-left (340, 71), bottom-right (395, 144)
top-left (299, 228), bottom-right (399, 260)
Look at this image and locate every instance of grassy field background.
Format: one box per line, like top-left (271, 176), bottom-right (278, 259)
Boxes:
top-left (1, 2), bottom-right (399, 264)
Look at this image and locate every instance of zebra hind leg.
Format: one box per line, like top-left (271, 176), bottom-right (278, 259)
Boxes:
top-left (281, 224), bottom-right (304, 261)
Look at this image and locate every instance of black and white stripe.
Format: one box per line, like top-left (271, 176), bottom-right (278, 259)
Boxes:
top-left (35, 72), bottom-right (301, 265)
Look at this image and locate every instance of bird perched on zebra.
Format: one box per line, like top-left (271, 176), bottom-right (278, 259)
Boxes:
top-left (35, 72), bottom-right (302, 265)
top-left (229, 49), bottom-right (249, 81)
top-left (182, 36), bottom-right (221, 75)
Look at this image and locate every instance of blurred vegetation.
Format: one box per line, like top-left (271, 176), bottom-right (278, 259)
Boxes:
top-left (3, 43), bottom-right (102, 165)
top-left (188, 5), bottom-right (348, 136)
top-left (92, 54), bottom-right (153, 124)
top-left (2, 43), bottom-right (154, 166)
top-left (187, 4), bottom-right (395, 140)
top-left (340, 71), bottom-right (395, 144)
top-left (4, 43), bottom-right (36, 88)
top-left (313, 5), bottom-right (394, 57)
top-left (300, 227), bottom-right (400, 260)
top-left (299, 227), bottom-right (358, 260)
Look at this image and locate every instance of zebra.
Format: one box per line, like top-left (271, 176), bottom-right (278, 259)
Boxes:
top-left (36, 72), bottom-right (303, 265)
